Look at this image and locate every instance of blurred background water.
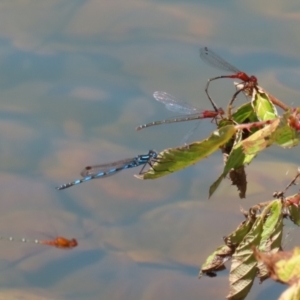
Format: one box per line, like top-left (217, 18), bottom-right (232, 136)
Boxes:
top-left (0, 1), bottom-right (300, 299)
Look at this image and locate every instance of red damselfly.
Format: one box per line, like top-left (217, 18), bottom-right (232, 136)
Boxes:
top-left (0, 235), bottom-right (78, 249)
top-left (200, 47), bottom-right (257, 115)
top-left (200, 47), bottom-right (289, 115)
top-left (136, 91), bottom-right (224, 131)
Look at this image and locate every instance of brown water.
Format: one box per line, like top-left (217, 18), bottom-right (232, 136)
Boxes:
top-left (0, 1), bottom-right (299, 299)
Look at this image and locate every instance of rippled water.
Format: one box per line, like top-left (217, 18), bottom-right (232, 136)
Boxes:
top-left (0, 1), bottom-right (299, 299)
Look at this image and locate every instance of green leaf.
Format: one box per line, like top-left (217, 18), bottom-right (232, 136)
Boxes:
top-left (209, 173), bottom-right (224, 199)
top-left (209, 129), bottom-right (246, 198)
top-left (288, 205), bottom-right (300, 226)
top-left (225, 215), bottom-right (256, 247)
top-left (209, 109), bottom-right (299, 197)
top-left (228, 216), bottom-right (264, 300)
top-left (276, 248), bottom-right (300, 284)
top-left (209, 119), bottom-right (280, 197)
top-left (259, 200), bottom-right (283, 251)
top-left (232, 102), bottom-right (258, 124)
top-left (257, 200), bottom-right (283, 282)
top-left (228, 202), bottom-right (274, 300)
top-left (139, 124), bottom-right (236, 180)
top-left (199, 244), bottom-right (232, 278)
top-left (234, 118), bottom-right (281, 157)
top-left (251, 87), bottom-right (278, 121)
top-left (279, 281), bottom-right (300, 300)
top-left (273, 110), bottom-right (300, 148)
top-left (200, 214), bottom-right (256, 278)
top-left (254, 247), bottom-right (300, 286)
top-left (287, 194), bottom-right (300, 226)
top-left (240, 110), bottom-right (300, 155)
top-left (254, 246), bottom-right (300, 300)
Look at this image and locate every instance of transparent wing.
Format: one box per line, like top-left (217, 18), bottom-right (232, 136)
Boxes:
top-left (153, 91), bottom-right (201, 115)
top-left (80, 157), bottom-right (136, 177)
top-left (200, 47), bottom-right (241, 74)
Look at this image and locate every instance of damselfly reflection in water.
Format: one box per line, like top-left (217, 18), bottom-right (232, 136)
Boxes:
top-left (0, 235), bottom-right (78, 249)
top-left (56, 150), bottom-right (158, 190)
top-left (136, 91), bottom-right (224, 131)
